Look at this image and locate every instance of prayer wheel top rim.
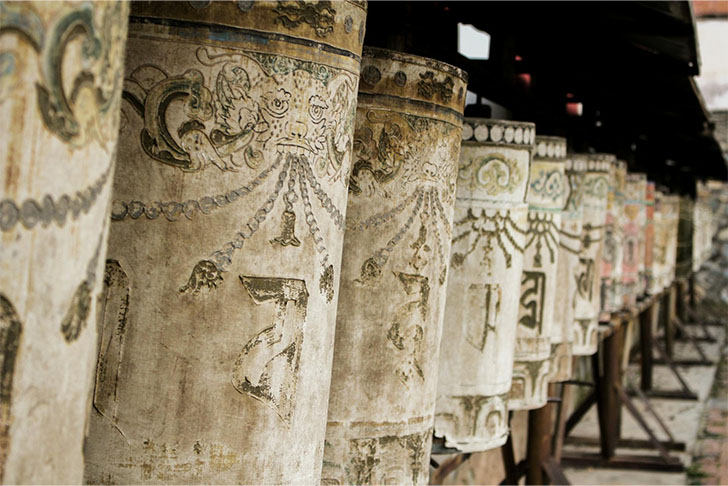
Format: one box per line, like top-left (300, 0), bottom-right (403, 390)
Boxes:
top-left (129, 1), bottom-right (368, 57)
top-left (461, 117), bottom-right (536, 148)
top-left (534, 135), bottom-right (567, 160)
top-left (571, 152), bottom-right (616, 173)
top-left (362, 46), bottom-right (469, 83)
top-left (358, 47), bottom-right (469, 120)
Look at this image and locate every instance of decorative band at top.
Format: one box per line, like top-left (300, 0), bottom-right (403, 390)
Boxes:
top-left (534, 136), bottom-right (567, 160)
top-left (461, 118), bottom-right (536, 148)
top-left (358, 47), bottom-right (468, 115)
top-left (565, 156), bottom-right (587, 173)
top-left (130, 0), bottom-right (367, 58)
top-left (616, 160), bottom-right (627, 171)
top-left (572, 153), bottom-right (616, 173)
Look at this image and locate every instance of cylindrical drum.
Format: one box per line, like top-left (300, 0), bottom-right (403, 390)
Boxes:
top-left (0, 2), bottom-right (128, 483)
top-left (650, 190), bottom-right (667, 295)
top-left (663, 195), bottom-right (680, 287)
top-left (550, 156), bottom-right (587, 382)
top-left (572, 154), bottom-right (614, 356)
top-left (676, 196), bottom-right (694, 278)
top-left (509, 136), bottom-right (565, 410)
top-left (84, 2), bottom-right (366, 483)
top-left (643, 182), bottom-right (655, 294)
top-left (651, 190), bottom-right (666, 294)
top-left (600, 160), bottom-right (626, 312)
top-left (434, 118), bottom-right (534, 451)
top-left (621, 173), bottom-right (647, 306)
top-left (323, 48), bottom-right (467, 485)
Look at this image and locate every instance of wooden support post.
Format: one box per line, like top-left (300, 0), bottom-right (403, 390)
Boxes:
top-left (526, 385), bottom-right (555, 485)
top-left (595, 322), bottom-right (620, 459)
top-left (688, 273), bottom-right (696, 310)
top-left (661, 290), bottom-right (674, 358)
top-left (639, 305), bottom-right (655, 391)
top-left (501, 432), bottom-right (519, 486)
top-left (552, 381), bottom-right (574, 463)
top-left (676, 280), bottom-right (688, 325)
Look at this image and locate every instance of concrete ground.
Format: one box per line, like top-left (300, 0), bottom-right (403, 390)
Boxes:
top-left (563, 326), bottom-right (726, 485)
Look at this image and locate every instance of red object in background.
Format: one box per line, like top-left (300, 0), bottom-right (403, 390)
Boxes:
top-left (566, 102), bottom-right (583, 116)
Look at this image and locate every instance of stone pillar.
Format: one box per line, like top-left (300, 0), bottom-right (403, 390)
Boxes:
top-left (600, 160), bottom-right (626, 313)
top-left (434, 118), bottom-right (534, 451)
top-left (550, 156), bottom-right (587, 382)
top-left (572, 154), bottom-right (614, 356)
top-left (84, 2), bottom-right (366, 483)
top-left (643, 181), bottom-right (655, 295)
top-left (0, 2), bottom-right (128, 483)
top-left (323, 48), bottom-right (467, 485)
top-left (621, 173), bottom-right (647, 307)
top-left (509, 136), bottom-right (566, 410)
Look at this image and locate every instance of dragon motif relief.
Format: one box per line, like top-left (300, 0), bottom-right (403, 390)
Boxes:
top-left (347, 110), bottom-right (458, 286)
top-left (0, 1), bottom-right (127, 147)
top-left (273, 1), bottom-right (337, 38)
top-left (119, 46), bottom-right (357, 303)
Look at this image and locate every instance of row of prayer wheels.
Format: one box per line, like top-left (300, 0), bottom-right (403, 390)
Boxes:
top-left (0, 2), bottom-right (725, 484)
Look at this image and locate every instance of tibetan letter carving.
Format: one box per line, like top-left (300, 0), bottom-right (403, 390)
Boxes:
top-left (233, 276), bottom-right (309, 425)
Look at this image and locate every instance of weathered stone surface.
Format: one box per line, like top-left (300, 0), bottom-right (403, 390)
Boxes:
top-left (323, 48), bottom-right (467, 485)
top-left (510, 136), bottom-right (566, 410)
top-left (84, 2), bottom-right (366, 484)
top-left (434, 118), bottom-right (534, 450)
top-left (0, 2), bottom-right (128, 483)
top-left (600, 161), bottom-right (626, 312)
top-left (550, 156), bottom-right (587, 382)
top-left (572, 154), bottom-right (613, 356)
top-left (621, 173), bottom-right (647, 307)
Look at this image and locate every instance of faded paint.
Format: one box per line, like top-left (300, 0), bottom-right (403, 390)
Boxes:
top-left (84, 2), bottom-right (366, 484)
top-left (324, 47), bottom-right (467, 485)
top-left (0, 2), bottom-right (128, 483)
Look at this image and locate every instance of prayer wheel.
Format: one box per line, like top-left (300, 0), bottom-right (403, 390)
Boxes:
top-left (663, 195), bottom-right (680, 288)
top-left (600, 160), bottom-right (626, 312)
top-left (434, 118), bottom-right (534, 451)
top-left (650, 190), bottom-right (667, 294)
top-left (510, 136), bottom-right (566, 410)
top-left (0, 2), bottom-right (128, 483)
top-left (550, 156), bottom-right (587, 382)
top-left (572, 154), bottom-right (614, 356)
top-left (323, 48), bottom-right (467, 485)
top-left (676, 195), bottom-right (694, 278)
top-left (621, 173), bottom-right (647, 307)
top-left (84, 2), bottom-right (366, 483)
top-left (643, 182), bottom-right (655, 294)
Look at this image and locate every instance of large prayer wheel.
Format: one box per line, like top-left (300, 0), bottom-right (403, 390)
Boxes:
top-left (323, 48), bottom-right (467, 485)
top-left (84, 2), bottom-right (366, 483)
top-left (550, 156), bottom-right (587, 382)
top-left (621, 173), bottom-right (647, 307)
top-left (0, 2), bottom-right (128, 483)
top-left (650, 189), bottom-right (668, 295)
top-left (572, 154), bottom-right (614, 356)
top-left (434, 118), bottom-right (534, 451)
top-left (510, 136), bottom-right (566, 410)
top-left (600, 160), bottom-right (626, 312)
